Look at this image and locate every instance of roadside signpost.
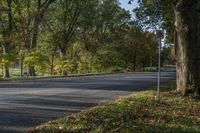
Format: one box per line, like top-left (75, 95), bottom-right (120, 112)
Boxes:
top-left (156, 30), bottom-right (164, 102)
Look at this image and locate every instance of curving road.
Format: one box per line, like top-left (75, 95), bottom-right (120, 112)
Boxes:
top-left (0, 72), bottom-right (175, 133)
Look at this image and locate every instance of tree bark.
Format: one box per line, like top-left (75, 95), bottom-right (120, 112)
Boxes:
top-left (174, 0), bottom-right (200, 96)
top-left (60, 49), bottom-right (68, 76)
top-left (0, 0), bottom-right (14, 78)
top-left (20, 56), bottom-right (23, 77)
top-left (28, 66), bottom-right (36, 76)
top-left (50, 47), bottom-right (56, 76)
top-left (2, 42), bottom-right (10, 78)
top-left (28, 0), bottom-right (55, 76)
top-left (133, 46), bottom-right (137, 72)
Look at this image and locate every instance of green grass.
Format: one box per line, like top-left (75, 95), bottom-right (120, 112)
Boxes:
top-left (27, 81), bottom-right (200, 133)
top-left (0, 68), bottom-right (119, 78)
top-left (0, 68), bottom-right (21, 77)
top-left (144, 67), bottom-right (176, 72)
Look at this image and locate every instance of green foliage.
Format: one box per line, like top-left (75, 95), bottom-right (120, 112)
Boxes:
top-left (0, 53), bottom-right (16, 67)
top-left (0, 34), bottom-right (3, 41)
top-left (0, 0), bottom-right (165, 77)
top-left (133, 0), bottom-right (175, 42)
top-left (96, 43), bottom-right (134, 69)
top-left (54, 59), bottom-right (76, 75)
top-left (24, 51), bottom-right (49, 73)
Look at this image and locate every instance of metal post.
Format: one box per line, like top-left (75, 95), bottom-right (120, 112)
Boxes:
top-left (157, 37), bottom-right (161, 102)
top-left (156, 30), bottom-right (163, 102)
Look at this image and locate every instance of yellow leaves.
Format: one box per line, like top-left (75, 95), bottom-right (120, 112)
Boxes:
top-left (0, 34), bottom-right (3, 41)
top-left (175, 111), bottom-right (184, 117)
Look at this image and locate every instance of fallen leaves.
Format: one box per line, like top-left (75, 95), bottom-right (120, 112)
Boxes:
top-left (28, 81), bottom-right (200, 133)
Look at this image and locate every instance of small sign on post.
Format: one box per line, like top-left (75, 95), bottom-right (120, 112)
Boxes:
top-left (156, 30), bottom-right (164, 102)
top-left (156, 30), bottom-right (164, 39)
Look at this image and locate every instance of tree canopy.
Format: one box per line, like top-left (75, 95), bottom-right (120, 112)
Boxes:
top-left (1, 0), bottom-right (166, 78)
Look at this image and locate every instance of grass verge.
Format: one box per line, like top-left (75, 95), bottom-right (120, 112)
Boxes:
top-left (28, 80), bottom-right (200, 133)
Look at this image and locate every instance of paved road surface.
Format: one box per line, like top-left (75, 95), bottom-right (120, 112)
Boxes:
top-left (0, 72), bottom-right (175, 132)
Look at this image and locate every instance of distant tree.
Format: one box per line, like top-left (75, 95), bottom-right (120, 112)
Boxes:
top-left (0, 0), bottom-right (14, 77)
top-left (0, 0), bottom-right (161, 79)
top-left (24, 51), bottom-right (49, 75)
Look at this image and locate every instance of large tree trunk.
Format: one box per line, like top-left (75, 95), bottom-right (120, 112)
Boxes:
top-left (174, 0), bottom-right (200, 96)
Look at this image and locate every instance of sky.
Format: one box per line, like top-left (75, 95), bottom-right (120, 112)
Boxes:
top-left (118, 0), bottom-right (139, 13)
top-left (118, 0), bottom-right (139, 18)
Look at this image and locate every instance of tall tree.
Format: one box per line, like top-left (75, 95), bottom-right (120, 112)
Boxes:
top-left (0, 0), bottom-right (14, 77)
top-left (174, 0), bottom-right (200, 95)
top-left (130, 0), bottom-right (200, 96)
top-left (13, 0), bottom-right (55, 76)
top-left (29, 0), bottom-right (55, 76)
top-left (48, 0), bottom-right (82, 75)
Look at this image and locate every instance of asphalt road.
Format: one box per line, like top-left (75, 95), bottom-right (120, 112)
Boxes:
top-left (0, 72), bottom-right (176, 133)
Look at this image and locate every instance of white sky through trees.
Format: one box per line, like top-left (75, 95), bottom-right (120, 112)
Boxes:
top-left (118, 0), bottom-right (139, 18)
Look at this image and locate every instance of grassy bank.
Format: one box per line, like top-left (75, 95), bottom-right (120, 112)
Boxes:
top-left (28, 81), bottom-right (200, 133)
